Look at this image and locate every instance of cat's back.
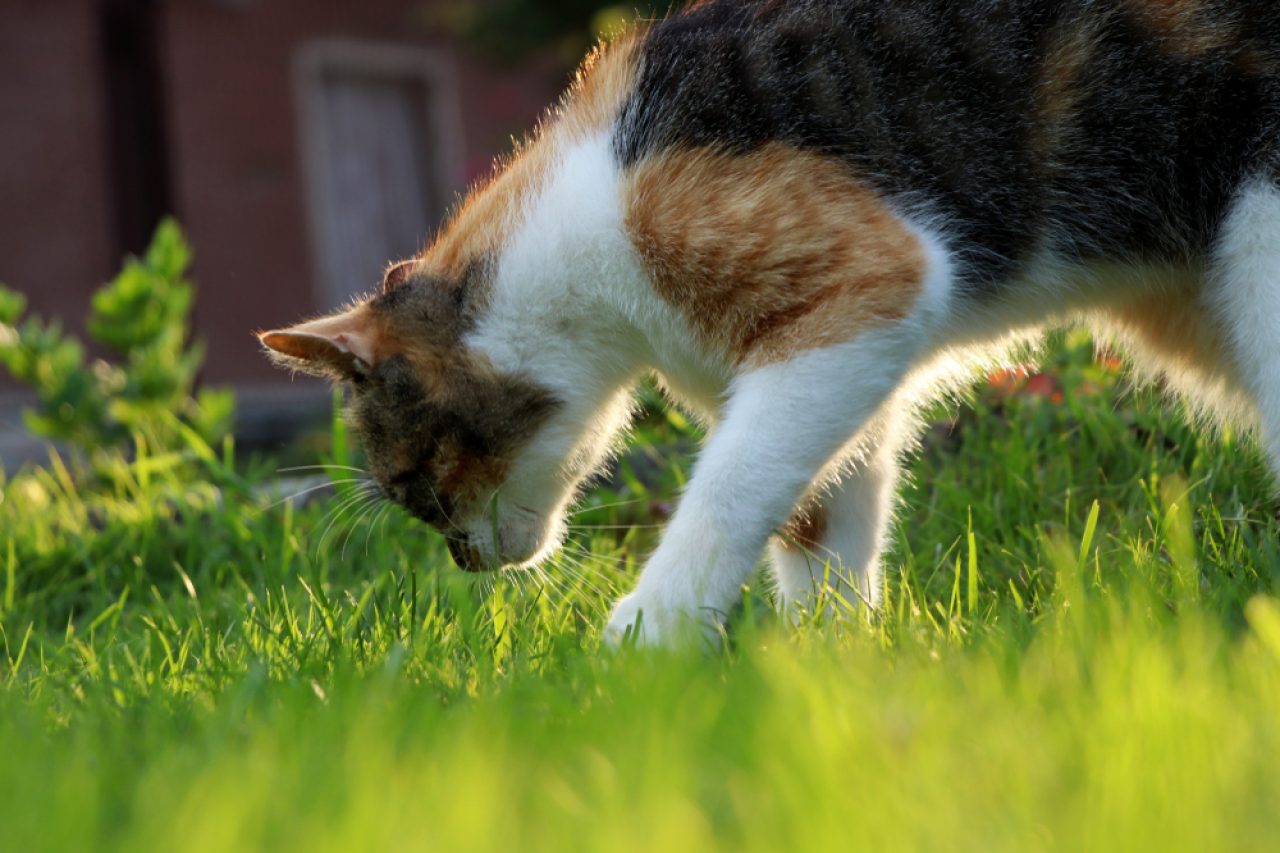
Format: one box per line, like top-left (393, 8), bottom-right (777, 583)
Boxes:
top-left (615, 0), bottom-right (1280, 286)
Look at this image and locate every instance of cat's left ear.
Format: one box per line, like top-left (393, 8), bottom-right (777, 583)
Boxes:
top-left (383, 259), bottom-right (417, 293)
top-left (258, 308), bottom-right (378, 380)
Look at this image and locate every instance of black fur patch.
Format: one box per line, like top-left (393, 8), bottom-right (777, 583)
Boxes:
top-left (616, 0), bottom-right (1280, 292)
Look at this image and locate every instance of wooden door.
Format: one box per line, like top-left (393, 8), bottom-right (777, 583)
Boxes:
top-left (297, 43), bottom-right (464, 305)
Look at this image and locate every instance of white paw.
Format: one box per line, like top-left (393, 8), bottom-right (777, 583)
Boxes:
top-left (604, 591), bottom-right (662, 647)
top-left (604, 590), bottom-right (722, 649)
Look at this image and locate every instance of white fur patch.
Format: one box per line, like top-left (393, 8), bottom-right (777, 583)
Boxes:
top-left (1211, 180), bottom-right (1280, 466)
top-left (463, 134), bottom-right (726, 564)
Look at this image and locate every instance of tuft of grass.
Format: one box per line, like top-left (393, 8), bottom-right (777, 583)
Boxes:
top-left (2, 334), bottom-right (1280, 851)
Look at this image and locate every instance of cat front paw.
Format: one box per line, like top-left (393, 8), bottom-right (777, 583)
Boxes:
top-left (604, 590), bottom-right (721, 649)
top-left (604, 591), bottom-right (663, 647)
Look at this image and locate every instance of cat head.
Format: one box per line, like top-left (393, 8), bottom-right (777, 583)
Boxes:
top-left (259, 260), bottom-right (570, 573)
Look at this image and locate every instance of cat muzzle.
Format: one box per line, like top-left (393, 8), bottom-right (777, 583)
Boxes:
top-left (445, 535), bottom-right (488, 573)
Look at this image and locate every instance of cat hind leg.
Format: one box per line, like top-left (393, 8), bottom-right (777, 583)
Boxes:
top-left (1212, 179), bottom-right (1280, 479)
top-left (769, 414), bottom-right (911, 618)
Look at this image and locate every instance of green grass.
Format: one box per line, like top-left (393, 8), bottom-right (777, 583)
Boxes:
top-left (4, 334), bottom-right (1280, 852)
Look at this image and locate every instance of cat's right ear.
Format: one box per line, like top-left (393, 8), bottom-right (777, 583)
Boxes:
top-left (257, 309), bottom-right (378, 381)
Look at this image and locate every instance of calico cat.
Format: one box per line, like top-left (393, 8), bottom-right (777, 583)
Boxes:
top-left (261, 0), bottom-right (1280, 644)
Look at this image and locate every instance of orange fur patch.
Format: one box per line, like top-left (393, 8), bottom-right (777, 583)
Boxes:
top-left (779, 501), bottom-right (829, 554)
top-left (418, 33), bottom-right (640, 287)
top-left (623, 144), bottom-right (925, 366)
top-left (1123, 0), bottom-right (1232, 56)
top-left (1034, 19), bottom-right (1103, 165)
top-left (1099, 282), bottom-right (1225, 372)
top-left (558, 30), bottom-right (644, 143)
top-left (1232, 45), bottom-right (1275, 77)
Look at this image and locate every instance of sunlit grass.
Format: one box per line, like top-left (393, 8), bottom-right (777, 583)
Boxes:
top-left (3, 334), bottom-right (1280, 851)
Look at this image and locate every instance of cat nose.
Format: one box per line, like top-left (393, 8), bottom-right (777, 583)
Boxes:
top-left (445, 534), bottom-right (486, 573)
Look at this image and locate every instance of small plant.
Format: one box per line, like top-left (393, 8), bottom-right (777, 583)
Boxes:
top-left (0, 218), bottom-right (233, 456)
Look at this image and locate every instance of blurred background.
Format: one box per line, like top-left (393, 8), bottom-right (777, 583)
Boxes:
top-left (0, 0), bottom-right (649, 464)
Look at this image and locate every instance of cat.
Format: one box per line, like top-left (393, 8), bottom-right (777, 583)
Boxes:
top-left (261, 0), bottom-right (1280, 645)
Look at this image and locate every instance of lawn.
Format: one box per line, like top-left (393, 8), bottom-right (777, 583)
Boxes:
top-left (3, 333), bottom-right (1280, 852)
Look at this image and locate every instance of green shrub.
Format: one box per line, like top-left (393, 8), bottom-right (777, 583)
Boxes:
top-left (0, 219), bottom-right (233, 457)
top-left (433, 1), bottom-right (660, 65)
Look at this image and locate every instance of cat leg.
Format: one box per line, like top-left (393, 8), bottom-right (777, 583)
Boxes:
top-left (768, 414), bottom-right (910, 617)
top-left (605, 325), bottom-right (925, 646)
top-left (1212, 180), bottom-right (1280, 477)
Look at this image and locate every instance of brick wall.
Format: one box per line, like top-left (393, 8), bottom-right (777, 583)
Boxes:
top-left (0, 0), bottom-right (116, 343)
top-left (0, 0), bottom-right (561, 394)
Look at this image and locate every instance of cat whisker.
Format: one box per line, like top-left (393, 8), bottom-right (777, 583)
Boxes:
top-left (376, 500), bottom-right (398, 540)
top-left (558, 539), bottom-right (624, 565)
top-left (314, 484), bottom-right (377, 558)
top-left (364, 502), bottom-right (394, 556)
top-left (553, 552), bottom-right (617, 611)
top-left (503, 564), bottom-right (542, 597)
top-left (342, 490), bottom-right (385, 560)
top-left (569, 495), bottom-right (649, 516)
top-left (277, 464), bottom-right (370, 476)
top-left (556, 547), bottom-right (608, 572)
top-left (530, 565), bottom-right (560, 598)
top-left (263, 477), bottom-right (368, 511)
top-left (309, 488), bottom-right (360, 537)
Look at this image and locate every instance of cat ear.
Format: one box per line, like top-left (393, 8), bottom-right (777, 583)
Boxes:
top-left (258, 309), bottom-right (377, 380)
top-left (383, 260), bottom-right (417, 293)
